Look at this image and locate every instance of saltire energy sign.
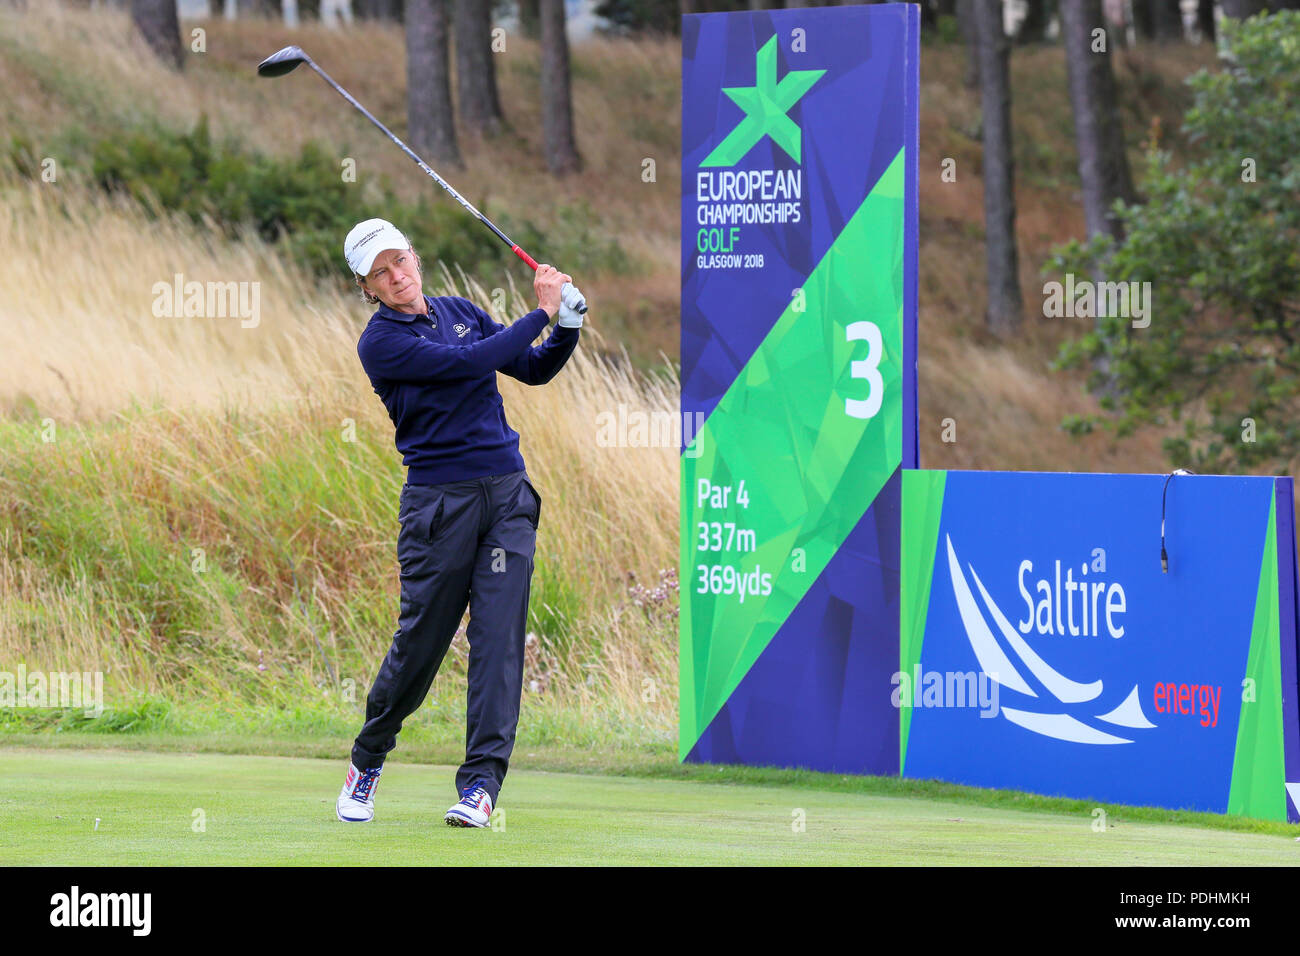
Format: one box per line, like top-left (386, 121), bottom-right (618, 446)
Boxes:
top-left (901, 471), bottom-right (1300, 822)
top-left (679, 4), bottom-right (920, 771)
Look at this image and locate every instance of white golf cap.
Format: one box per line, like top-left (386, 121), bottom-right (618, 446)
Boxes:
top-left (344, 217), bottom-right (411, 277)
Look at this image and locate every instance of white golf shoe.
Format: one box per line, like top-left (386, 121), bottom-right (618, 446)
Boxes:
top-left (444, 784), bottom-right (493, 828)
top-left (336, 763), bottom-right (382, 822)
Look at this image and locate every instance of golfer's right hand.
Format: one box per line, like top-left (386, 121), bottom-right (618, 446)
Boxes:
top-left (534, 264), bottom-right (571, 319)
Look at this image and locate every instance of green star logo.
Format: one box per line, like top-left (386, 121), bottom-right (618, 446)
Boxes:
top-left (701, 36), bottom-right (826, 168)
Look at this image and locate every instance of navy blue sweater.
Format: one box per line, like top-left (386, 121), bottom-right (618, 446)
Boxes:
top-left (357, 294), bottom-right (580, 485)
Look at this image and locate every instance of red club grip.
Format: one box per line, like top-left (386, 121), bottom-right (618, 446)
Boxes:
top-left (511, 245), bottom-right (539, 270)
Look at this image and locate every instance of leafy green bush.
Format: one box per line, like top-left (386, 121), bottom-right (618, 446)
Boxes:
top-left (511, 197), bottom-right (639, 278)
top-left (7, 133), bottom-right (40, 179)
top-left (1050, 11), bottom-right (1300, 473)
top-left (62, 115), bottom-right (634, 287)
top-left (87, 115), bottom-right (508, 283)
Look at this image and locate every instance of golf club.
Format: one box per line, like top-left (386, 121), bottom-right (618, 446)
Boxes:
top-left (256, 44), bottom-right (586, 314)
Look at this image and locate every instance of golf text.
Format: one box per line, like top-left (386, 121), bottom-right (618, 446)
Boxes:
top-left (49, 886), bottom-right (151, 936)
top-left (891, 667), bottom-right (1000, 717)
top-left (1018, 558), bottom-right (1128, 638)
top-left (0, 666), bottom-right (102, 717)
top-left (1042, 273), bottom-right (1151, 329)
top-left (693, 478), bottom-right (772, 603)
top-left (595, 404), bottom-right (706, 457)
top-left (151, 273), bottom-right (261, 328)
top-left (695, 169), bottom-right (801, 268)
top-left (1154, 682), bottom-right (1222, 728)
top-left (695, 169), bottom-right (803, 224)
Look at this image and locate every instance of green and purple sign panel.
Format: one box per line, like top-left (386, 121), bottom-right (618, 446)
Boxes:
top-left (902, 471), bottom-right (1300, 822)
top-left (679, 4), bottom-right (920, 771)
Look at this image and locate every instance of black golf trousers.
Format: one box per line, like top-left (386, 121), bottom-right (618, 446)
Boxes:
top-left (351, 469), bottom-right (541, 805)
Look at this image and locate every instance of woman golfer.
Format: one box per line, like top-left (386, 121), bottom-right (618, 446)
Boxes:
top-left (334, 218), bottom-right (583, 827)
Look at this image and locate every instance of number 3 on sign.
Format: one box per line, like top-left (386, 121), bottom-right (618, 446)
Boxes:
top-left (844, 321), bottom-right (884, 420)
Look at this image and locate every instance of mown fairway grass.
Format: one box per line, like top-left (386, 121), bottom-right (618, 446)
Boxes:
top-left (4, 747), bottom-right (1299, 865)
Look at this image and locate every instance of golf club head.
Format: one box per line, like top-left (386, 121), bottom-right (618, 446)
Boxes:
top-left (257, 45), bottom-right (310, 78)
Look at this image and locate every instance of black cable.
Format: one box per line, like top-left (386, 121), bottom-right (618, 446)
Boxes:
top-left (1161, 469), bottom-right (1194, 574)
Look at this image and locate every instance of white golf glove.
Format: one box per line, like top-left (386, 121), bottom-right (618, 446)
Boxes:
top-left (558, 282), bottom-right (586, 328)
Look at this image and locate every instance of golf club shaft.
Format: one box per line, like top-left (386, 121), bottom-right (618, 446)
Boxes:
top-left (300, 57), bottom-right (585, 313)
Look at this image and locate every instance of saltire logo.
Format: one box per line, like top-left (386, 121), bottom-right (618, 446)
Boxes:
top-left (945, 534), bottom-right (1156, 745)
top-left (701, 35), bottom-right (825, 168)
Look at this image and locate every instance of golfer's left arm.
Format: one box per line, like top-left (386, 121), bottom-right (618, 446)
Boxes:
top-left (474, 305), bottom-right (581, 386)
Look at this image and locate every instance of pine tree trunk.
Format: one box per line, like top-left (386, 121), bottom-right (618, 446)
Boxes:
top-left (517, 0), bottom-right (539, 38)
top-left (540, 0), bottom-right (581, 174)
top-left (973, 0), bottom-right (1022, 335)
top-left (130, 0), bottom-right (183, 69)
top-left (455, 0), bottom-right (504, 135)
top-left (1196, 0), bottom-right (1216, 40)
top-left (1062, 0), bottom-right (1137, 391)
top-left (407, 0), bottom-right (461, 166)
top-left (1153, 0), bottom-right (1183, 40)
top-left (236, 0), bottom-right (281, 16)
top-left (355, 0), bottom-right (403, 19)
top-left (958, 0), bottom-right (979, 88)
top-left (1132, 0), bottom-right (1155, 39)
top-left (1060, 0), bottom-right (1136, 243)
top-left (1016, 0), bottom-right (1048, 43)
top-left (1221, 0), bottom-right (1266, 17)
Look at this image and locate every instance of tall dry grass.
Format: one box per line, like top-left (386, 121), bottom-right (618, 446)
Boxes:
top-left (0, 170), bottom-right (679, 724)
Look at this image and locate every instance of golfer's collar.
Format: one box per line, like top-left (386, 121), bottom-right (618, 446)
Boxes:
top-left (375, 295), bottom-right (435, 324)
